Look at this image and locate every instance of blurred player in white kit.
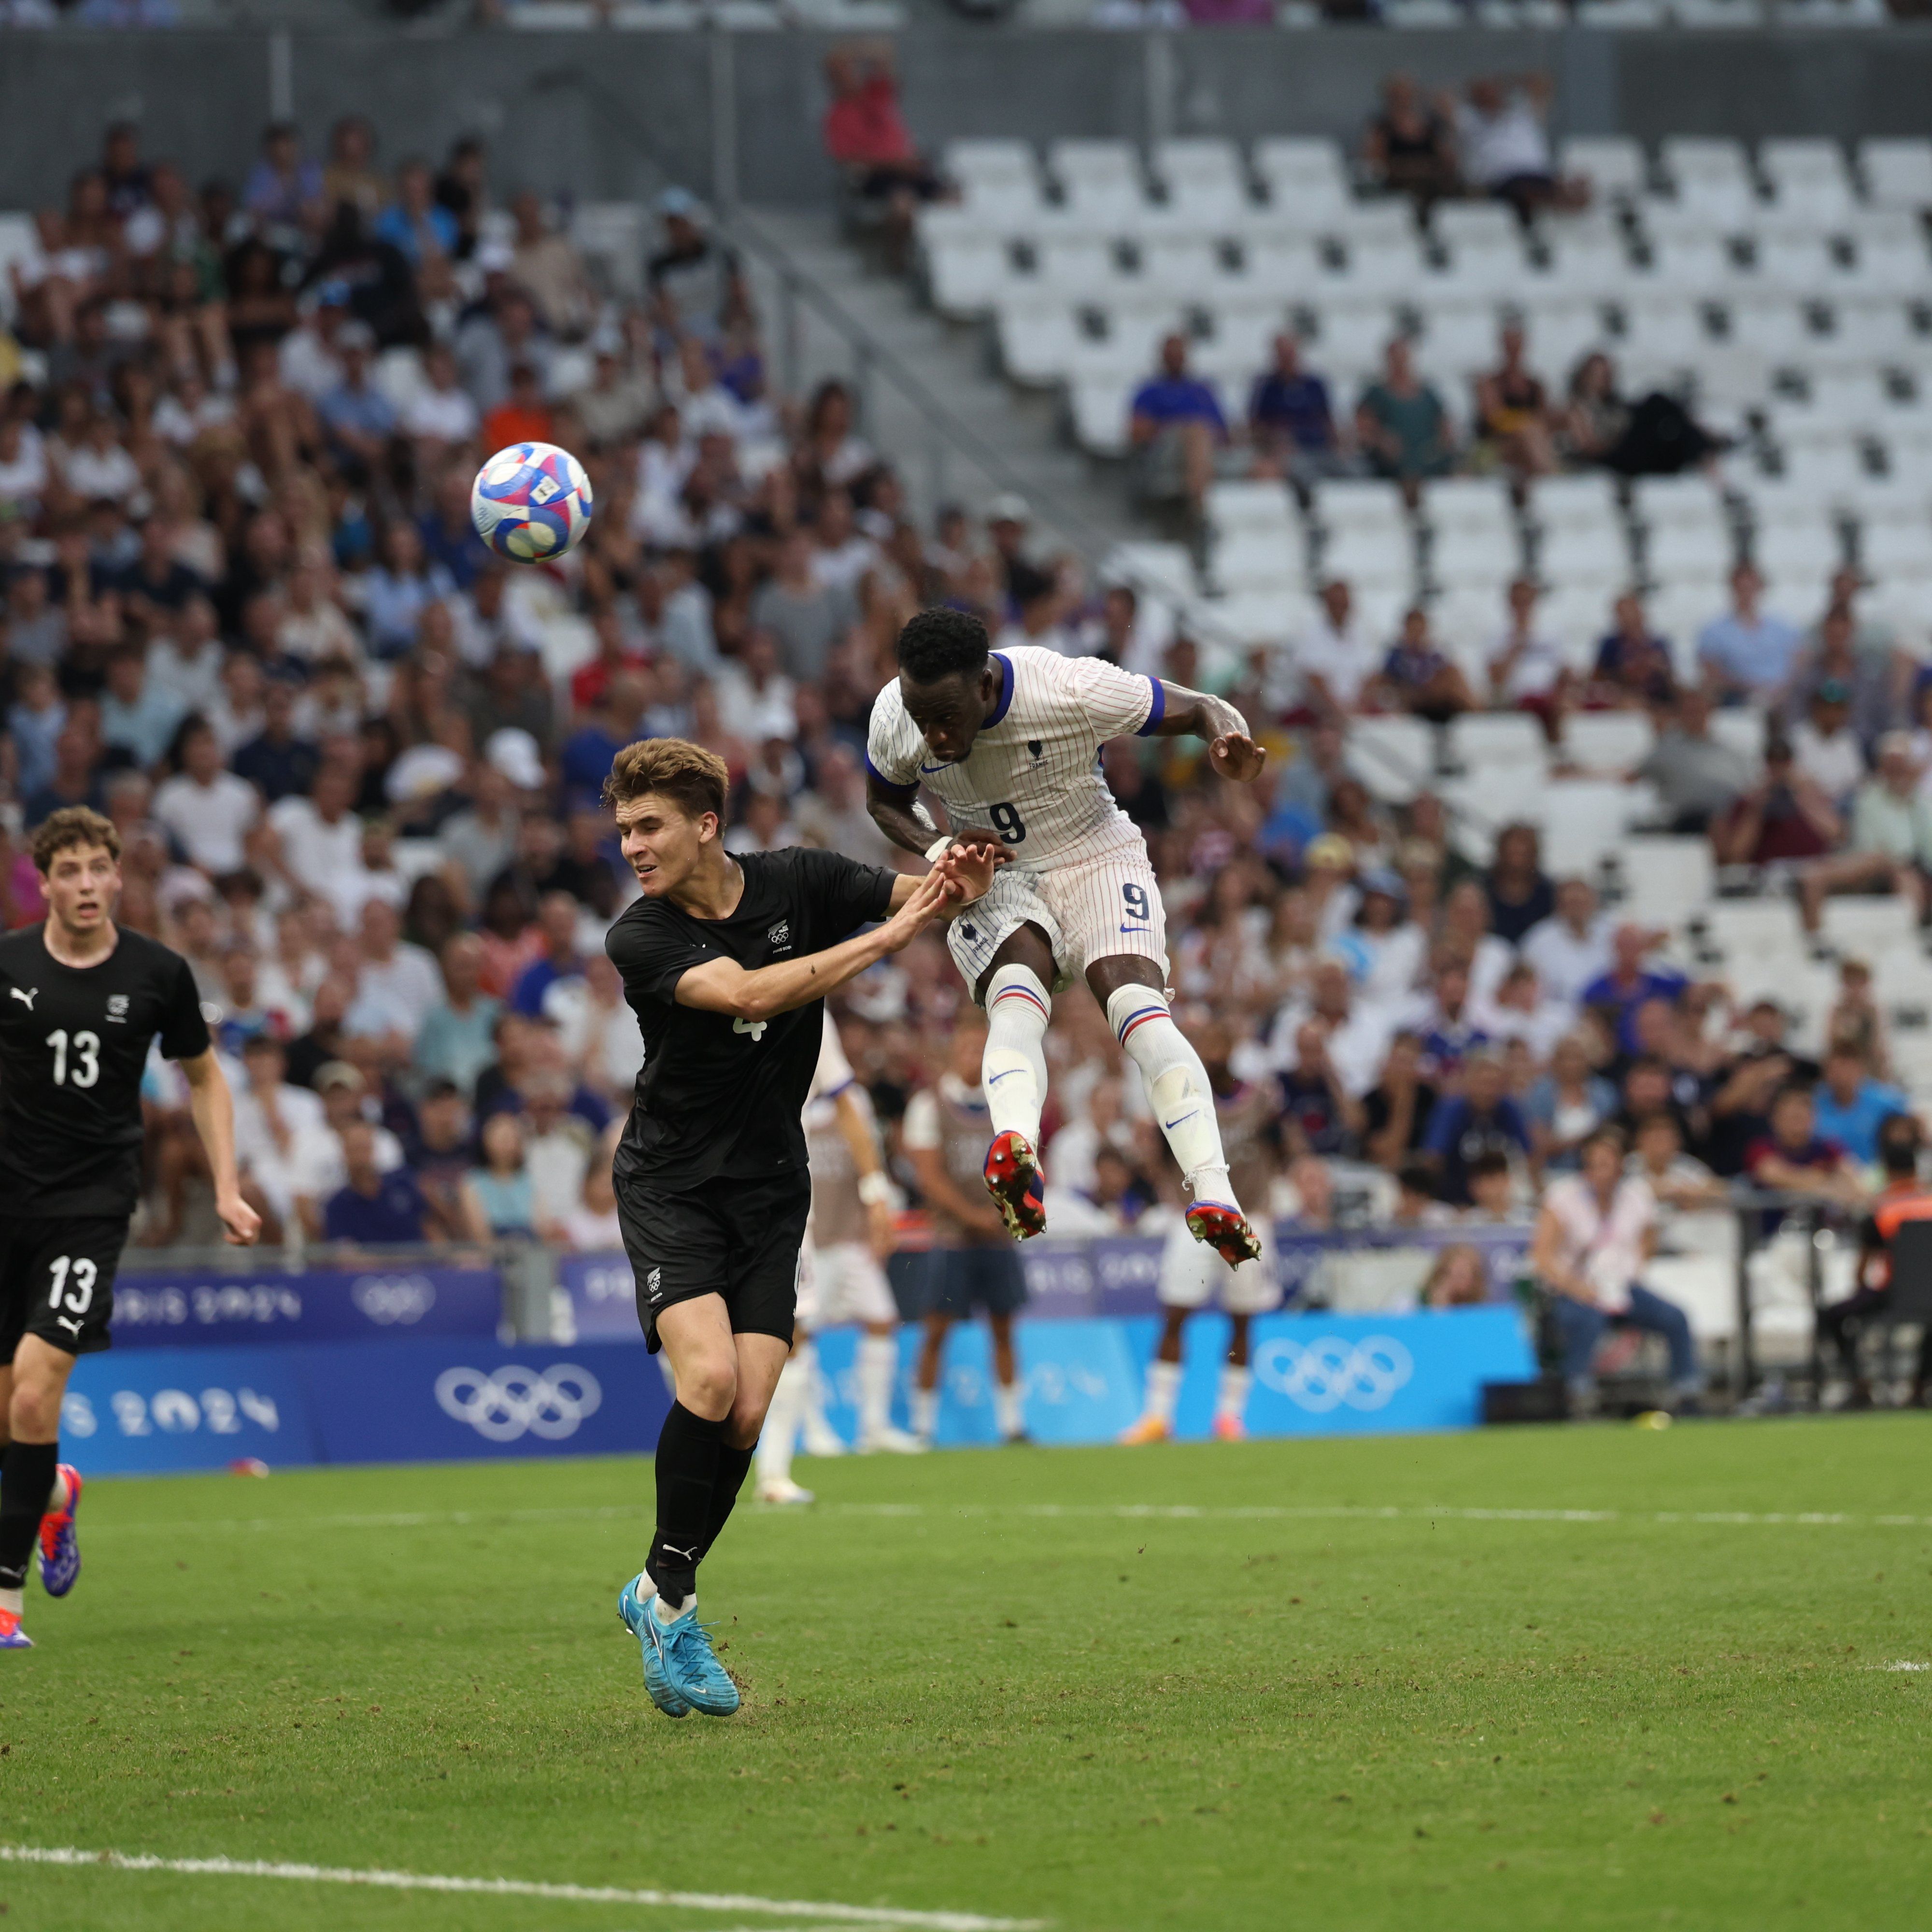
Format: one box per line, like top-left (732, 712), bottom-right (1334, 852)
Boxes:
top-left (755, 1012), bottom-right (922, 1504)
top-left (1122, 1017), bottom-right (1284, 1444)
top-left (865, 607), bottom-right (1268, 1268)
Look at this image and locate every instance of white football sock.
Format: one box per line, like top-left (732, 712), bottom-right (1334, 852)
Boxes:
top-left (1105, 985), bottom-right (1236, 1201)
top-left (857, 1333), bottom-right (898, 1441)
top-left (1217, 1364), bottom-right (1251, 1424)
top-left (0, 1587), bottom-right (20, 1619)
top-left (651, 1590), bottom-right (692, 1625)
top-left (1140, 1356), bottom-right (1182, 1425)
top-left (983, 964), bottom-right (1051, 1150)
top-left (994, 1378), bottom-right (1025, 1439)
top-left (45, 1470), bottom-right (67, 1516)
top-left (911, 1384), bottom-right (939, 1441)
top-left (797, 1338), bottom-right (841, 1452)
top-left (757, 1352), bottom-right (809, 1488)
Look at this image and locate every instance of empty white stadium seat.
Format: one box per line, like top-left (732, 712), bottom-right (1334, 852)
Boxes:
top-left (1047, 141), bottom-right (1147, 227)
top-left (1348, 716), bottom-right (1436, 803)
top-left (1860, 139), bottom-right (1932, 213)
top-left (1560, 138), bottom-right (1648, 201)
top-left (1206, 479), bottom-right (1298, 536)
top-left (1565, 711), bottom-right (1657, 773)
top-left (1251, 139), bottom-right (1350, 224)
top-left (1447, 711), bottom-right (1547, 773)
top-left (1149, 139), bottom-right (1251, 228)
top-left (1704, 895), bottom-right (1807, 963)
top-left (944, 141), bottom-right (1044, 227)
top-left (1819, 895), bottom-right (1921, 957)
top-left (1759, 139), bottom-right (1858, 231)
top-left (1619, 834), bottom-right (1714, 925)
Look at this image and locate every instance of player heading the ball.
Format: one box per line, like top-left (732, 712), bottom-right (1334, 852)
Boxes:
top-left (866, 608), bottom-right (1268, 1268)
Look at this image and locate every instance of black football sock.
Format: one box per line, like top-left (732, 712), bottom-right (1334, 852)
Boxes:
top-left (699, 1444), bottom-right (756, 1562)
top-left (649, 1403), bottom-right (725, 1609)
top-left (0, 1441), bottom-right (59, 1593)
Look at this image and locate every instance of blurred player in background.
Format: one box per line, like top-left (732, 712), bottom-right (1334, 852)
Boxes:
top-left (867, 609), bottom-right (1267, 1268)
top-left (1122, 1017), bottom-right (1283, 1445)
top-left (756, 1012), bottom-right (923, 1503)
top-left (904, 1012), bottom-right (1030, 1445)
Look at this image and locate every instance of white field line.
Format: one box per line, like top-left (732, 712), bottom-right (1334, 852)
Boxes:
top-left (75, 1501), bottom-right (1932, 1535)
top-left (0, 1845), bottom-right (1046, 1932)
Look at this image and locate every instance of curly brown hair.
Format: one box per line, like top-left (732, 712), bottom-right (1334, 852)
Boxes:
top-left (31, 806), bottom-right (121, 875)
top-left (601, 737), bottom-right (729, 825)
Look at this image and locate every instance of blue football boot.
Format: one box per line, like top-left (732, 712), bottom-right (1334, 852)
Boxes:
top-left (618, 1572), bottom-right (689, 1718)
top-left (650, 1598), bottom-right (740, 1717)
top-left (38, 1465), bottom-right (82, 1599)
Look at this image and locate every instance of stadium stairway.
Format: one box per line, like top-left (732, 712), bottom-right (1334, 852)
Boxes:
top-left (744, 204), bottom-right (1140, 557)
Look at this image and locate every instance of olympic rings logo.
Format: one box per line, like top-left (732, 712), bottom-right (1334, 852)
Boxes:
top-left (433, 1364), bottom-right (603, 1442)
top-left (1253, 1335), bottom-right (1414, 1413)
top-left (352, 1275), bottom-right (438, 1325)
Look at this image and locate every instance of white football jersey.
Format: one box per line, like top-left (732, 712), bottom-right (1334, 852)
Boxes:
top-left (804, 1009), bottom-right (856, 1108)
top-left (866, 646), bottom-right (1163, 870)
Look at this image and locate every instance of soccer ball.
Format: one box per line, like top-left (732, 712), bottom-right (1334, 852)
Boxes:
top-left (470, 441), bottom-right (594, 563)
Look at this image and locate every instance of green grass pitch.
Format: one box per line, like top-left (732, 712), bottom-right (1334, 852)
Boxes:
top-left (1, 1417), bottom-right (1928, 1931)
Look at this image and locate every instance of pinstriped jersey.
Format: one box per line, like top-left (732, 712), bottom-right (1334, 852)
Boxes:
top-left (866, 647), bottom-right (1164, 871)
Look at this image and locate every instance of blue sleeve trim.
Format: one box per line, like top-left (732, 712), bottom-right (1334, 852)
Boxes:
top-left (986, 652), bottom-right (1016, 727)
top-left (1136, 677), bottom-right (1167, 736)
top-left (865, 753), bottom-right (919, 799)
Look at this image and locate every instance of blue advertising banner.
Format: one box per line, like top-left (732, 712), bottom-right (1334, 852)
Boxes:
top-left (113, 1266), bottom-right (502, 1349)
top-left (63, 1347), bottom-right (320, 1476)
top-left (553, 1253), bottom-right (642, 1342)
top-left (814, 1306), bottom-right (1533, 1449)
top-left (304, 1337), bottom-right (671, 1465)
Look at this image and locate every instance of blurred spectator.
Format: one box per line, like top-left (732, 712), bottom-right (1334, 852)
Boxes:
top-left (1355, 339), bottom-right (1453, 498)
top-left (1712, 736), bottom-right (1839, 877)
top-left (461, 1110), bottom-right (543, 1242)
top-left (1743, 1083), bottom-right (1863, 1210)
top-left (1581, 926), bottom-right (1688, 1056)
top-left (1423, 1243), bottom-right (1490, 1308)
top-left (1532, 1129), bottom-right (1700, 1415)
top-left (1811, 1041), bottom-right (1912, 1166)
top-left (1248, 335), bottom-right (1347, 483)
top-left (1482, 822), bottom-right (1554, 945)
top-left (1474, 323), bottom-right (1558, 477)
top-left (1525, 1031), bottom-right (1618, 1175)
top-left (1790, 681), bottom-right (1865, 808)
top-left (1129, 334), bottom-right (1226, 515)
top-left (821, 41), bottom-right (943, 270)
top-left (1423, 1051), bottom-right (1529, 1207)
top-left (1487, 579), bottom-right (1570, 732)
top-left (1372, 607), bottom-right (1474, 723)
top-left (323, 1120), bottom-right (440, 1246)
top-left (1362, 74), bottom-right (1459, 209)
top-left (415, 932), bottom-right (503, 1097)
top-left (373, 159), bottom-right (459, 269)
top-left (1296, 580), bottom-right (1379, 722)
top-left (1634, 687), bottom-right (1751, 835)
top-left (1819, 1113), bottom-right (1932, 1409)
top-left (1589, 594), bottom-right (1676, 711)
top-left (1797, 733), bottom-right (1932, 929)
top-left (1698, 566), bottom-right (1804, 707)
top-left (151, 717), bottom-right (259, 873)
top-left (243, 122), bottom-right (322, 230)
top-left (1452, 73), bottom-right (1586, 221)
top-left (510, 891), bottom-right (587, 1016)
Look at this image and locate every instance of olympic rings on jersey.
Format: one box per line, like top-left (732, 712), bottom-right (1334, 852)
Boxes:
top-left (433, 1364), bottom-right (604, 1442)
top-left (1252, 1335), bottom-right (1414, 1413)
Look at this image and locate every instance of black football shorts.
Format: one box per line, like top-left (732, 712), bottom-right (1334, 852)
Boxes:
top-left (614, 1170), bottom-right (811, 1353)
top-left (0, 1215), bottom-right (128, 1359)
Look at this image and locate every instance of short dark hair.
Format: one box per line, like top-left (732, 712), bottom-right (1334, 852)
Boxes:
top-left (1878, 1110), bottom-right (1921, 1177)
top-left (1467, 1150), bottom-right (1511, 1183)
top-left (896, 607), bottom-right (989, 684)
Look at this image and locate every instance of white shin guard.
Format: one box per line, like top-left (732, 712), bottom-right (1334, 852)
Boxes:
top-left (983, 963), bottom-right (1052, 1150)
top-left (1105, 983), bottom-right (1233, 1199)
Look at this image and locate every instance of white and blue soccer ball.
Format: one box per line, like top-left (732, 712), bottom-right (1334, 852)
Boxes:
top-left (470, 441), bottom-right (594, 563)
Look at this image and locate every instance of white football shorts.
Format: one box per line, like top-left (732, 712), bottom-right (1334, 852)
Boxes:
top-left (796, 1239), bottom-right (898, 1330)
top-left (947, 847), bottom-right (1168, 1000)
top-left (1157, 1214), bottom-right (1281, 1316)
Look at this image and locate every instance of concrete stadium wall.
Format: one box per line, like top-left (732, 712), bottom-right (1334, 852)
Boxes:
top-left (0, 24), bottom-right (1930, 214)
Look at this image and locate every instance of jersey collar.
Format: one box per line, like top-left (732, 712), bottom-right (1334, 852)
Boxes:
top-left (985, 652), bottom-right (1015, 728)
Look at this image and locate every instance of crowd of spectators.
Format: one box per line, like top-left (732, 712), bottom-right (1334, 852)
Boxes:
top-left (2, 107), bottom-right (1923, 1405)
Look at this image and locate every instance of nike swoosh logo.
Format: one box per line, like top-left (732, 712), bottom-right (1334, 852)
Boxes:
top-left (1163, 1115), bottom-right (1196, 1131)
top-left (919, 763), bottom-right (950, 775)
top-left (1120, 924), bottom-right (1151, 934)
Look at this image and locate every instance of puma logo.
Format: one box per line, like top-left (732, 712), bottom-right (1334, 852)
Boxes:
top-left (660, 1543), bottom-right (696, 1561)
top-left (9, 987), bottom-right (35, 1011)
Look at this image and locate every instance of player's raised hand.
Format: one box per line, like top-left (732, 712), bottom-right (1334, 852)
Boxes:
top-left (882, 865), bottom-right (956, 947)
top-left (216, 1191), bottom-right (263, 1247)
top-left (947, 827), bottom-right (1016, 867)
top-left (1209, 730), bottom-right (1267, 783)
top-left (938, 841), bottom-right (997, 905)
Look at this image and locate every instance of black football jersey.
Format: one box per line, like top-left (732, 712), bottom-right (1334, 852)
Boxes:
top-left (0, 925), bottom-right (212, 1217)
top-left (606, 847), bottom-right (894, 1190)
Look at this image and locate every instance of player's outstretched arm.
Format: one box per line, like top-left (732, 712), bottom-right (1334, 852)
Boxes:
top-left (676, 866), bottom-right (973, 1025)
top-left (179, 1049), bottom-right (264, 1247)
top-left (1148, 680), bottom-right (1267, 783)
top-left (866, 774), bottom-right (1017, 868)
